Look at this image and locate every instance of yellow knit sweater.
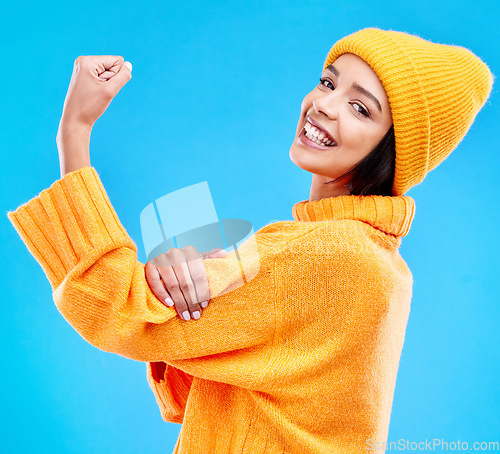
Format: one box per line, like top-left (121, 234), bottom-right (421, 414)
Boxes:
top-left (7, 166), bottom-right (416, 454)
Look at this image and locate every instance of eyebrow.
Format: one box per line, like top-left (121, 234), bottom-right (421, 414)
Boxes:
top-left (325, 64), bottom-right (382, 113)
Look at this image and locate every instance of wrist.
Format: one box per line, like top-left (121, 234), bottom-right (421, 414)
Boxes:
top-left (57, 118), bottom-right (92, 178)
top-left (57, 117), bottom-right (92, 141)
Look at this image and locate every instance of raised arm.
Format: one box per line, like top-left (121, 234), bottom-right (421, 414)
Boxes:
top-left (55, 55), bottom-right (132, 177)
top-left (7, 55), bottom-right (324, 404)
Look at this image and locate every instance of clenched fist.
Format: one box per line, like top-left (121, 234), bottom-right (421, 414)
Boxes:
top-left (60, 55), bottom-right (132, 129)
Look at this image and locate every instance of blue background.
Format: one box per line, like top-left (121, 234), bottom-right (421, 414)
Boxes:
top-left (1, 0), bottom-right (498, 452)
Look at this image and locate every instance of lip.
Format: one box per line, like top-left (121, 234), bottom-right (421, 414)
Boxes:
top-left (298, 128), bottom-right (336, 150)
top-left (305, 115), bottom-right (337, 145)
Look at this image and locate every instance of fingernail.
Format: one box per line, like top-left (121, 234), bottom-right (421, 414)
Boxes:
top-left (192, 311), bottom-right (200, 320)
top-left (164, 297), bottom-right (174, 307)
top-left (182, 311), bottom-right (190, 321)
top-left (201, 301), bottom-right (208, 308)
top-left (124, 61), bottom-right (132, 72)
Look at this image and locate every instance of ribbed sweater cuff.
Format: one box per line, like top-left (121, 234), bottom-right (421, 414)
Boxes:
top-left (6, 166), bottom-right (134, 290)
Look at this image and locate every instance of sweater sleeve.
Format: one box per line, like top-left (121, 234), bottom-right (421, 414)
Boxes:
top-left (7, 166), bottom-right (318, 388)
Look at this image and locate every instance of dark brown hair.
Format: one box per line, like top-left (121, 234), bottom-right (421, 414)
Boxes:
top-left (323, 124), bottom-right (396, 196)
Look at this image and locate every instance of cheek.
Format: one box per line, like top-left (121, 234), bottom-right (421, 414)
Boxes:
top-left (339, 114), bottom-right (363, 144)
top-left (340, 116), bottom-right (377, 149)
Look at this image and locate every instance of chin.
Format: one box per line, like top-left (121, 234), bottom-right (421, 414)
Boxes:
top-left (289, 143), bottom-right (325, 173)
top-left (289, 148), bottom-right (323, 176)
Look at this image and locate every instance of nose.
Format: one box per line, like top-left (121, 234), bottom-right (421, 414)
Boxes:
top-left (313, 92), bottom-right (338, 121)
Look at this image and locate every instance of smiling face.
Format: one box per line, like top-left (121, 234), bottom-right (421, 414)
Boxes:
top-left (289, 53), bottom-right (393, 200)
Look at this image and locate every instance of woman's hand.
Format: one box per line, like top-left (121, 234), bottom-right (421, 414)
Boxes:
top-left (56, 55), bottom-right (132, 177)
top-left (59, 55), bottom-right (132, 128)
top-left (145, 246), bottom-right (228, 321)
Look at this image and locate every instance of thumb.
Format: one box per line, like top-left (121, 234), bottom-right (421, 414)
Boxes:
top-left (107, 60), bottom-right (132, 95)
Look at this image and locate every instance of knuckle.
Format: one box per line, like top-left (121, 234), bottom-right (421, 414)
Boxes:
top-left (164, 280), bottom-right (179, 291)
top-left (153, 254), bottom-right (170, 267)
top-left (78, 56), bottom-right (89, 67)
top-left (166, 248), bottom-right (182, 261)
top-left (183, 245), bottom-right (203, 259)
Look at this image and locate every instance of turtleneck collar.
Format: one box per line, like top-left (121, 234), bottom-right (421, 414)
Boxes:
top-left (292, 194), bottom-right (416, 237)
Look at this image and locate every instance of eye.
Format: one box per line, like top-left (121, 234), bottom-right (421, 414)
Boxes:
top-left (318, 77), bottom-right (335, 90)
top-left (351, 102), bottom-right (370, 117)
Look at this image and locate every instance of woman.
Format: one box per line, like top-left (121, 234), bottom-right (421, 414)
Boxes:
top-left (7, 28), bottom-right (493, 453)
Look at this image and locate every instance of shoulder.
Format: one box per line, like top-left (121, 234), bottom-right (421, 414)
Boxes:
top-left (251, 219), bottom-right (401, 271)
top-left (274, 220), bottom-right (413, 286)
top-left (252, 220), bottom-right (324, 255)
top-left (274, 219), bottom-right (410, 277)
top-left (274, 219), bottom-right (375, 256)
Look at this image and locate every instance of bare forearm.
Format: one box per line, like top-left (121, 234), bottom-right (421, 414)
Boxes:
top-left (56, 119), bottom-right (92, 178)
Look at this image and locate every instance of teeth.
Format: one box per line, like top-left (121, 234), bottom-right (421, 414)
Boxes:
top-left (304, 121), bottom-right (335, 146)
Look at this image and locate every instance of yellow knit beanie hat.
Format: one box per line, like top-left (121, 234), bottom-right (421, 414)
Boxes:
top-left (324, 28), bottom-right (494, 196)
